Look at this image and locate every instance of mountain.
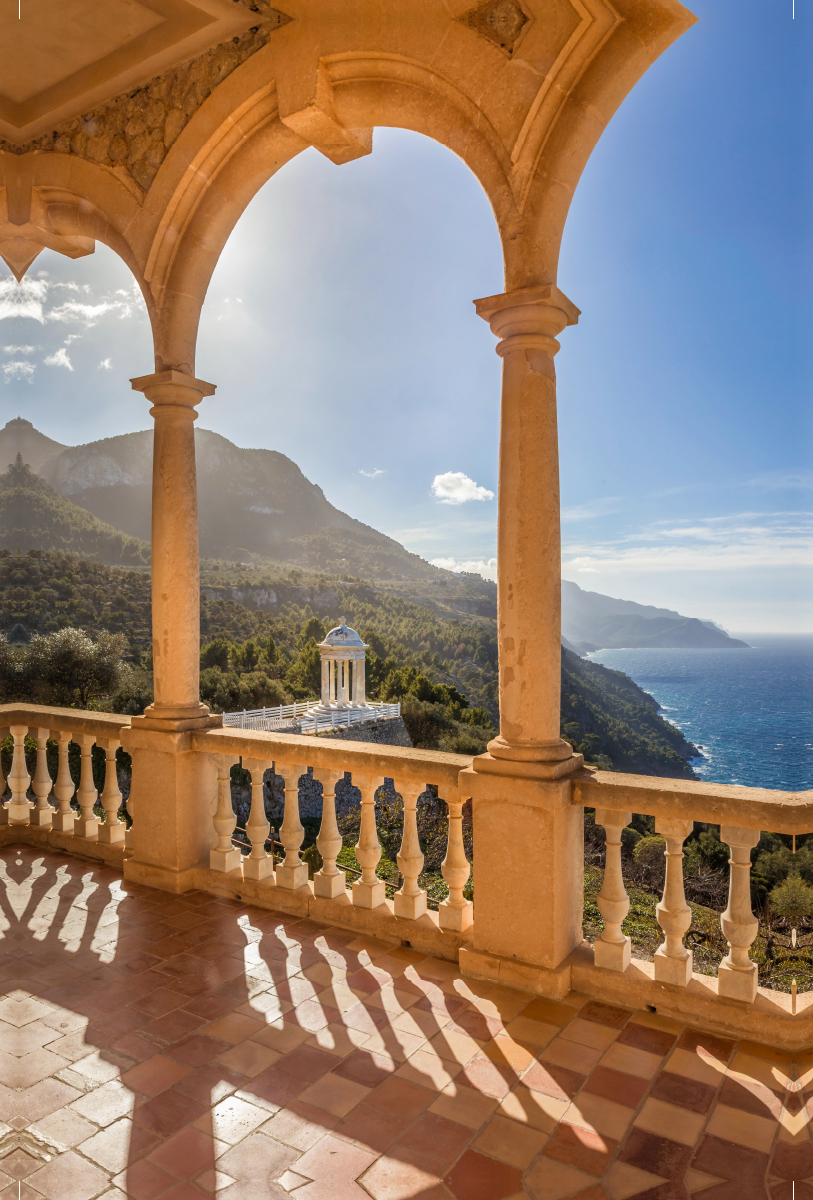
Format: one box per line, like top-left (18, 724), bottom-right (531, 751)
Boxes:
top-left (562, 580), bottom-right (748, 651)
top-left (21, 421), bottom-right (444, 580)
top-left (0, 418), bottom-right (67, 474)
top-left (0, 456), bottom-right (149, 566)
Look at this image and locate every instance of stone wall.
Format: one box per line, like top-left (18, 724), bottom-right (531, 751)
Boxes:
top-left (314, 717), bottom-right (412, 748)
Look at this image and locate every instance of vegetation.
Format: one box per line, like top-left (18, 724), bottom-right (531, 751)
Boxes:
top-left (0, 456), bottom-right (150, 566)
top-left (0, 549), bottom-right (702, 774)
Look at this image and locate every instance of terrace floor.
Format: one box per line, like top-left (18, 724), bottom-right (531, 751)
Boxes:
top-left (0, 848), bottom-right (806, 1200)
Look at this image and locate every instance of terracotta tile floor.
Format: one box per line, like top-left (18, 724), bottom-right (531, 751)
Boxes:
top-left (0, 848), bottom-right (807, 1200)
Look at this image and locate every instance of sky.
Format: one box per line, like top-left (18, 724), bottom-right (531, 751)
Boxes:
top-left (0, 0), bottom-right (809, 633)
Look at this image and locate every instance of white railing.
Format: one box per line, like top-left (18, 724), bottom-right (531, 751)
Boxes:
top-left (222, 702), bottom-right (312, 730)
top-left (223, 700), bottom-right (401, 734)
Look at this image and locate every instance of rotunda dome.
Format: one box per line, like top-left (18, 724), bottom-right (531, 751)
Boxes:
top-left (319, 618), bottom-right (367, 649)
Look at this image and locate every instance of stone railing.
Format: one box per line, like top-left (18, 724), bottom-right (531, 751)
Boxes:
top-left (2, 703), bottom-right (812, 1045)
top-left (0, 704), bottom-right (132, 863)
top-left (191, 725), bottom-right (473, 959)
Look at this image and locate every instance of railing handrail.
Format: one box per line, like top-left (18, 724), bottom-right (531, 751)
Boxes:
top-left (193, 725), bottom-right (470, 792)
top-left (222, 700), bottom-right (400, 734)
top-left (573, 768), bottom-right (812, 834)
top-left (0, 704), bottom-right (131, 739)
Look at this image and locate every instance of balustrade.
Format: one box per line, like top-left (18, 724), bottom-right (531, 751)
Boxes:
top-left (312, 767), bottom-right (345, 898)
top-left (718, 825), bottom-right (760, 1002)
top-left (594, 808), bottom-right (632, 971)
top-left (275, 761), bottom-right (308, 890)
top-left (243, 757), bottom-right (274, 881)
top-left (654, 817), bottom-right (693, 986)
top-left (2, 702), bottom-right (806, 1042)
top-left (98, 739), bottom-right (124, 845)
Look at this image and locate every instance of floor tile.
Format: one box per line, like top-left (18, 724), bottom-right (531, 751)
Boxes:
top-left (297, 1072), bottom-right (371, 1117)
top-left (704, 1101), bottom-right (777, 1152)
top-left (472, 1113), bottom-right (547, 1167)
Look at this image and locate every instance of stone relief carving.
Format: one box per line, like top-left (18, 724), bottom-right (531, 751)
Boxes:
top-left (457, 0), bottom-right (530, 56)
top-left (0, 0), bottom-right (292, 194)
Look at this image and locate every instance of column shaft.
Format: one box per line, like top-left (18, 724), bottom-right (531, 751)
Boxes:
top-left (130, 370), bottom-right (215, 724)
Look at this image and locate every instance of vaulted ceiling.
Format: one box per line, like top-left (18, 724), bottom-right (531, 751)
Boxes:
top-left (0, 0), bottom-right (259, 142)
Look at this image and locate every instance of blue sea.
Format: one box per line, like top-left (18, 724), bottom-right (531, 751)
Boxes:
top-left (587, 635), bottom-right (813, 792)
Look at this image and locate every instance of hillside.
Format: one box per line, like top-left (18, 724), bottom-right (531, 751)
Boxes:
top-left (18, 421), bottom-right (443, 580)
top-left (0, 457), bottom-right (150, 567)
top-left (562, 579), bottom-right (748, 651)
top-left (0, 550), bottom-right (698, 778)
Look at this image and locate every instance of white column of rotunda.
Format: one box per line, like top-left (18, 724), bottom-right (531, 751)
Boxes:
top-left (311, 620), bottom-right (369, 713)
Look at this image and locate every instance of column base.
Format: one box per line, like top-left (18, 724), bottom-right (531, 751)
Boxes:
top-left (352, 878), bottom-right (386, 909)
top-left (7, 802), bottom-right (32, 825)
top-left (717, 959), bottom-right (757, 1003)
top-left (275, 863), bottom-right (309, 890)
top-left (74, 818), bottom-right (99, 840)
top-left (211, 847), bottom-right (243, 873)
top-left (98, 822), bottom-right (125, 845)
top-left (52, 813), bottom-right (75, 833)
top-left (243, 856), bottom-right (274, 882)
top-left (313, 870), bottom-right (346, 898)
top-left (473, 750), bottom-right (584, 781)
top-left (393, 891), bottom-right (427, 920)
top-left (594, 936), bottom-right (631, 972)
top-left (654, 946), bottom-right (693, 987)
top-left (30, 808), bottom-right (53, 827)
top-left (439, 899), bottom-right (473, 933)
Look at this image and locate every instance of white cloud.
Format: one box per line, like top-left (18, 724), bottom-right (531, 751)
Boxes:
top-left (562, 511), bottom-right (813, 574)
top-left (3, 361), bottom-right (35, 383)
top-left (0, 279), bottom-right (48, 323)
top-left (99, 358), bottom-right (112, 370)
top-left (0, 276), bottom-right (146, 329)
top-left (430, 556), bottom-right (498, 581)
top-left (3, 344), bottom-right (37, 355)
top-left (359, 467), bottom-right (384, 478)
top-left (44, 347), bottom-right (73, 371)
top-left (431, 471), bottom-right (494, 505)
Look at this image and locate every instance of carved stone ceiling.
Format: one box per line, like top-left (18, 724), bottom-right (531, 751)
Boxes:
top-left (0, 0), bottom-right (259, 143)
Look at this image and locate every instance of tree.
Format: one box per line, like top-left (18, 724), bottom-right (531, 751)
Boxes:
top-left (200, 638), bottom-right (232, 671)
top-left (770, 876), bottom-right (813, 928)
top-left (27, 627), bottom-right (130, 707)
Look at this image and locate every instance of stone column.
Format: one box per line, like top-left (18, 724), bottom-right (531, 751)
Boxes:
top-left (321, 658), bottom-right (330, 707)
top-left (474, 284), bottom-right (579, 765)
top-left (121, 370), bottom-right (219, 893)
top-left (357, 657), bottom-right (366, 706)
top-left (461, 285), bottom-right (586, 991)
top-left (130, 369), bottom-right (215, 725)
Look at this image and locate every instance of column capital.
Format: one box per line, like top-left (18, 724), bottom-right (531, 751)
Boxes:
top-left (474, 284), bottom-right (580, 357)
top-left (130, 370), bottom-right (216, 404)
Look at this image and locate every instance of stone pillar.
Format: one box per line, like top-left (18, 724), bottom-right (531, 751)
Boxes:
top-left (130, 369), bottom-right (215, 724)
top-left (321, 658), bottom-right (330, 707)
top-left (122, 370), bottom-right (220, 893)
top-left (718, 825), bottom-right (760, 1002)
top-left (357, 657), bottom-right (366, 706)
top-left (474, 284), bottom-right (579, 765)
top-left (461, 285), bottom-right (585, 993)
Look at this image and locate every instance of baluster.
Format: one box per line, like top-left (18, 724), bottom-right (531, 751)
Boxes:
top-left (243, 757), bottom-right (274, 880)
top-left (30, 726), bottom-right (54, 827)
top-left (124, 786), bottom-right (134, 850)
top-left (594, 808), bottom-right (632, 971)
top-left (654, 818), bottom-right (693, 985)
top-left (98, 739), bottom-right (124, 844)
top-left (275, 762), bottom-right (308, 889)
top-left (74, 734), bottom-right (99, 839)
top-left (211, 755), bottom-right (241, 872)
top-left (352, 774), bottom-right (385, 909)
top-left (312, 767), bottom-right (345, 898)
top-left (394, 782), bottom-right (427, 919)
top-left (7, 724), bottom-right (32, 825)
top-left (718, 825), bottom-right (760, 1002)
top-left (52, 731), bottom-right (75, 833)
top-left (439, 788), bottom-right (473, 932)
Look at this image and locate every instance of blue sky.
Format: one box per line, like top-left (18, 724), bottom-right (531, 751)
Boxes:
top-left (0, 0), bottom-right (808, 632)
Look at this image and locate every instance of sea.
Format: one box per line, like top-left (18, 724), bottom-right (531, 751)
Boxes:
top-left (586, 634), bottom-right (813, 792)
